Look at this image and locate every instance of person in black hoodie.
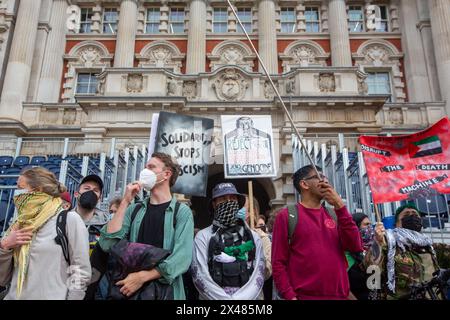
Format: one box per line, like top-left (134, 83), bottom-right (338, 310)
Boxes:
top-left (345, 213), bottom-right (374, 300)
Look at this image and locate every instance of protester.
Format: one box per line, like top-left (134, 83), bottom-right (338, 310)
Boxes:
top-left (191, 182), bottom-right (265, 300)
top-left (256, 215), bottom-right (267, 232)
top-left (0, 167), bottom-right (91, 300)
top-left (109, 197), bottom-right (122, 216)
top-left (73, 174), bottom-right (109, 255)
top-left (99, 152), bottom-right (194, 300)
top-left (345, 213), bottom-right (374, 300)
top-left (365, 203), bottom-right (443, 299)
top-left (272, 165), bottom-right (363, 300)
top-left (60, 191), bottom-right (72, 210)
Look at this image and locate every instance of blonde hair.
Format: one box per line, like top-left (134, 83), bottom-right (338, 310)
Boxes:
top-left (21, 167), bottom-right (67, 197)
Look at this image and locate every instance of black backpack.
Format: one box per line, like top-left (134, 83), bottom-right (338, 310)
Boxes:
top-left (207, 222), bottom-right (256, 288)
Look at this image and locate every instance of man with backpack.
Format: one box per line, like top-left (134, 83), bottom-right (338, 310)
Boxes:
top-left (191, 182), bottom-right (265, 300)
top-left (272, 165), bottom-right (363, 300)
top-left (98, 152), bottom-right (194, 300)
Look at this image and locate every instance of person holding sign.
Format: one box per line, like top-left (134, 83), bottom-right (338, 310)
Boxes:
top-left (271, 165), bottom-right (363, 300)
top-left (191, 183), bottom-right (265, 300)
top-left (365, 203), bottom-right (444, 300)
top-left (98, 152), bottom-right (194, 300)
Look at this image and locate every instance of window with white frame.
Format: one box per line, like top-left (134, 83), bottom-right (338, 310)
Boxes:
top-left (375, 5), bottom-right (389, 32)
top-left (237, 8), bottom-right (252, 33)
top-left (80, 8), bottom-right (93, 33)
top-left (366, 72), bottom-right (392, 100)
top-left (213, 8), bottom-right (228, 33)
top-left (305, 7), bottom-right (320, 32)
top-left (348, 6), bottom-right (364, 32)
top-left (76, 73), bottom-right (98, 94)
top-left (169, 8), bottom-right (185, 33)
top-left (102, 8), bottom-right (118, 34)
top-left (281, 8), bottom-right (296, 33)
top-left (146, 8), bottom-right (160, 33)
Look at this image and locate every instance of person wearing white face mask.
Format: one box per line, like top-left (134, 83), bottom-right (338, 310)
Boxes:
top-left (98, 152), bottom-right (194, 300)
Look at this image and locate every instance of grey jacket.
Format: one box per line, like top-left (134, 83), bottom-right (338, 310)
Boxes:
top-left (0, 210), bottom-right (91, 300)
top-left (191, 225), bottom-right (265, 300)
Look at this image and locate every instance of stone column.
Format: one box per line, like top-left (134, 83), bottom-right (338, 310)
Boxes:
top-left (328, 0), bottom-right (352, 67)
top-left (416, 0), bottom-right (441, 101)
top-left (186, 0), bottom-right (206, 74)
top-left (429, 0), bottom-right (450, 113)
top-left (114, 0), bottom-right (138, 68)
top-left (0, 0), bottom-right (42, 121)
top-left (399, 0), bottom-right (432, 102)
top-left (36, 0), bottom-right (69, 103)
top-left (258, 0), bottom-right (278, 74)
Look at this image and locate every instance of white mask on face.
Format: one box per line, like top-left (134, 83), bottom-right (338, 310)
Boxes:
top-left (13, 188), bottom-right (30, 198)
top-left (139, 168), bottom-right (158, 191)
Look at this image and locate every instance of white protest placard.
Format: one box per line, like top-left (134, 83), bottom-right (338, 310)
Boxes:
top-left (221, 115), bottom-right (276, 178)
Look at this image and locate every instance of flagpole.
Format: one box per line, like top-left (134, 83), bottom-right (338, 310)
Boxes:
top-left (225, 0), bottom-right (321, 178)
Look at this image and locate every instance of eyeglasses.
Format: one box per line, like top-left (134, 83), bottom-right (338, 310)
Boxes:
top-left (302, 174), bottom-right (327, 181)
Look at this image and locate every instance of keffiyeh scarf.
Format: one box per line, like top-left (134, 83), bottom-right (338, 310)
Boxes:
top-left (385, 228), bottom-right (434, 293)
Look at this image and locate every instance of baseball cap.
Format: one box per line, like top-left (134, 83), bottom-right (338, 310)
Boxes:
top-left (80, 174), bottom-right (104, 193)
top-left (60, 191), bottom-right (72, 204)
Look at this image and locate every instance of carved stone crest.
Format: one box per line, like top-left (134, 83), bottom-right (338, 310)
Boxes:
top-left (80, 47), bottom-right (100, 67)
top-left (182, 81), bottom-right (197, 100)
top-left (389, 108), bottom-right (403, 125)
top-left (212, 68), bottom-right (248, 101)
top-left (151, 47), bottom-right (171, 65)
top-left (293, 46), bottom-right (316, 67)
top-left (127, 74), bottom-right (143, 93)
top-left (221, 47), bottom-right (244, 65)
top-left (318, 73), bottom-right (336, 92)
top-left (364, 45), bottom-right (389, 66)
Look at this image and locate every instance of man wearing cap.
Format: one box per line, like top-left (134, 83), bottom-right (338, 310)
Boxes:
top-left (191, 182), bottom-right (265, 300)
top-left (73, 174), bottom-right (109, 254)
top-left (366, 203), bottom-right (442, 299)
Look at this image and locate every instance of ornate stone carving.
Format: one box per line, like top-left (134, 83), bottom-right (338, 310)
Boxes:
top-left (137, 41), bottom-right (185, 72)
top-left (63, 109), bottom-right (77, 125)
top-left (208, 41), bottom-right (255, 71)
top-left (97, 74), bottom-right (106, 95)
top-left (318, 73), bottom-right (336, 92)
top-left (151, 47), bottom-right (171, 65)
top-left (363, 45), bottom-right (389, 66)
top-left (389, 108), bottom-right (403, 125)
top-left (80, 47), bottom-right (101, 67)
top-left (293, 46), bottom-right (316, 67)
top-left (264, 81), bottom-right (278, 99)
top-left (182, 81), bottom-right (197, 100)
top-left (167, 77), bottom-right (179, 96)
top-left (357, 72), bottom-right (368, 95)
top-left (66, 5), bottom-right (81, 33)
top-left (212, 68), bottom-right (249, 101)
top-left (286, 78), bottom-right (295, 95)
top-left (220, 46), bottom-right (245, 65)
top-left (127, 74), bottom-right (143, 93)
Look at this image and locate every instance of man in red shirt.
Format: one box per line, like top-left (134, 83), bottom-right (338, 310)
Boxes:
top-left (272, 165), bottom-right (363, 300)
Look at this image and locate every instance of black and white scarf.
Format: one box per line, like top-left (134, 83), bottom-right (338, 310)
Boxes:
top-left (212, 200), bottom-right (240, 229)
top-left (385, 228), bottom-right (435, 292)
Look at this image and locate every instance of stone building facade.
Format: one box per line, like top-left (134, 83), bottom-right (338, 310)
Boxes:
top-left (0, 0), bottom-right (449, 217)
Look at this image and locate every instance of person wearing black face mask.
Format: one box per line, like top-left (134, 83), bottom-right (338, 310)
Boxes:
top-left (191, 182), bottom-right (266, 300)
top-left (365, 203), bottom-right (443, 300)
top-left (72, 175), bottom-right (109, 255)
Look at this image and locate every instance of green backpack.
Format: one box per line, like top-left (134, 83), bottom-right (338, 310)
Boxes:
top-left (287, 204), bottom-right (337, 244)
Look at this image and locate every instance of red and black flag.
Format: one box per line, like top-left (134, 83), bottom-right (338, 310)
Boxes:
top-left (359, 117), bottom-right (450, 204)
